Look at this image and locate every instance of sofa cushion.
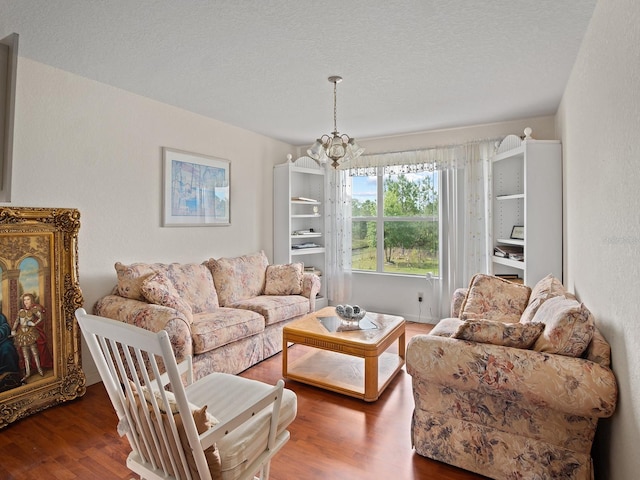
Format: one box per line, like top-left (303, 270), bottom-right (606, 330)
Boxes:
top-left (453, 319), bottom-right (545, 349)
top-left (532, 296), bottom-right (595, 357)
top-left (115, 262), bottom-right (161, 300)
top-left (161, 263), bottom-right (219, 313)
top-left (230, 295), bottom-right (309, 326)
top-left (429, 318), bottom-right (464, 337)
top-left (141, 272), bottom-right (194, 323)
top-left (459, 274), bottom-right (531, 323)
top-left (264, 263), bottom-right (304, 295)
top-left (206, 251), bottom-right (269, 306)
top-left (520, 274), bottom-right (576, 323)
top-left (190, 308), bottom-right (264, 354)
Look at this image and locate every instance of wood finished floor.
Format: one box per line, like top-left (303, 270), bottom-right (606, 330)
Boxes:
top-left (0, 322), bottom-right (488, 480)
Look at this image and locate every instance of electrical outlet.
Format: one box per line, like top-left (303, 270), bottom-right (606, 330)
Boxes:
top-left (418, 291), bottom-right (424, 302)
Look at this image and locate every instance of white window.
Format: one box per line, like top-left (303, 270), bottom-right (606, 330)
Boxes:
top-left (351, 166), bottom-right (439, 276)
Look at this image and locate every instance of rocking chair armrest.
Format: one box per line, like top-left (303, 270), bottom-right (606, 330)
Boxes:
top-left (156, 356), bottom-right (194, 387)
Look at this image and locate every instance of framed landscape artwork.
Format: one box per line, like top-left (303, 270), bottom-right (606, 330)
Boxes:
top-left (0, 207), bottom-right (85, 428)
top-left (163, 147), bottom-right (231, 226)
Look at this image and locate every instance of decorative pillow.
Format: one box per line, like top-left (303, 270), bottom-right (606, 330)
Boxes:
top-left (141, 272), bottom-right (194, 323)
top-left (140, 384), bottom-right (219, 426)
top-left (161, 263), bottom-right (219, 313)
top-left (264, 263), bottom-right (304, 295)
top-left (131, 384), bottom-right (221, 479)
top-left (520, 274), bottom-right (576, 323)
top-left (459, 274), bottom-right (531, 323)
top-left (453, 319), bottom-right (545, 348)
top-left (205, 251), bottom-right (269, 306)
top-left (531, 296), bottom-right (595, 357)
top-left (115, 262), bottom-right (158, 300)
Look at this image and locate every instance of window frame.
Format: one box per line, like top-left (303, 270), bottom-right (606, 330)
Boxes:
top-left (351, 166), bottom-right (440, 276)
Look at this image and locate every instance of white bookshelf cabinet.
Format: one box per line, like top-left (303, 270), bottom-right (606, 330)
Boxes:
top-left (274, 156), bottom-right (328, 308)
top-left (491, 131), bottom-right (562, 286)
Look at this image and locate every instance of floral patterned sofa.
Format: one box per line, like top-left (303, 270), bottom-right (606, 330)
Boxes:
top-left (406, 274), bottom-right (618, 480)
top-left (94, 251), bottom-right (320, 379)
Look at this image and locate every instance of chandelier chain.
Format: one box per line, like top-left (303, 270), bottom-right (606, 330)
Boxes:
top-left (333, 80), bottom-right (338, 134)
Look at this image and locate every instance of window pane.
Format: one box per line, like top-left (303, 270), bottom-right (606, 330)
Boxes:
top-left (382, 220), bottom-right (439, 275)
top-left (352, 221), bottom-right (377, 271)
top-left (383, 171), bottom-right (438, 217)
top-left (352, 175), bottom-right (377, 217)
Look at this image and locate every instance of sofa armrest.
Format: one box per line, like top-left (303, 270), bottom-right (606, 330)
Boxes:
top-left (451, 287), bottom-right (468, 317)
top-left (302, 273), bottom-right (321, 312)
top-left (406, 334), bottom-right (617, 418)
top-left (93, 294), bottom-right (193, 361)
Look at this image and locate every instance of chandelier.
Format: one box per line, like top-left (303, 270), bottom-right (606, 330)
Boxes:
top-left (307, 76), bottom-right (364, 169)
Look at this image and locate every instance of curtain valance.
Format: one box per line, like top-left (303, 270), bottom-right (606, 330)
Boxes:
top-left (344, 138), bottom-right (501, 176)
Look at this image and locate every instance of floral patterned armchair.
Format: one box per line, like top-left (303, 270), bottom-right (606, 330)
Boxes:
top-left (406, 274), bottom-right (618, 480)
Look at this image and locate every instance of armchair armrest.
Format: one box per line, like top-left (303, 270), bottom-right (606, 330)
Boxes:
top-left (93, 294), bottom-right (193, 361)
top-left (406, 334), bottom-right (617, 418)
top-left (302, 273), bottom-right (321, 312)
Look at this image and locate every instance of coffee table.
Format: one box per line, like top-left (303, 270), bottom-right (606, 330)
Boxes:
top-left (282, 306), bottom-right (405, 402)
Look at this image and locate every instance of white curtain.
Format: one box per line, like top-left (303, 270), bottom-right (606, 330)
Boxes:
top-left (342, 139), bottom-right (497, 318)
top-left (324, 166), bottom-right (352, 304)
top-left (438, 141), bottom-right (495, 316)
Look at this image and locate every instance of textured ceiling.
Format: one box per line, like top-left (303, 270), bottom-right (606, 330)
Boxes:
top-left (0, 0), bottom-right (597, 146)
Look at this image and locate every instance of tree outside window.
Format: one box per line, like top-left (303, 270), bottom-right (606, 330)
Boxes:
top-left (352, 168), bottom-right (439, 276)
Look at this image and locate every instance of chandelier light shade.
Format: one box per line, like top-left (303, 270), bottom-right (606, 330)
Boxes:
top-left (307, 76), bottom-right (364, 169)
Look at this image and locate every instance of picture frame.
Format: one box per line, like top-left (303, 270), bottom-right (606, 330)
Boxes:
top-left (163, 147), bottom-right (230, 226)
top-left (510, 225), bottom-right (525, 240)
top-left (0, 207), bottom-right (85, 429)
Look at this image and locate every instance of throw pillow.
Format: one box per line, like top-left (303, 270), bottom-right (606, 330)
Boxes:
top-left (531, 296), bottom-right (595, 357)
top-left (453, 319), bottom-right (545, 348)
top-left (139, 384), bottom-right (219, 426)
top-left (131, 384), bottom-right (222, 479)
top-left (459, 274), bottom-right (531, 323)
top-left (264, 263), bottom-right (304, 295)
top-left (140, 272), bottom-right (194, 324)
top-left (205, 251), bottom-right (269, 306)
top-left (520, 274), bottom-right (576, 323)
top-left (115, 262), bottom-right (158, 300)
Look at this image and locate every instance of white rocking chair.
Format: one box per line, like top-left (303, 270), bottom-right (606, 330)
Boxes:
top-left (75, 308), bottom-right (296, 480)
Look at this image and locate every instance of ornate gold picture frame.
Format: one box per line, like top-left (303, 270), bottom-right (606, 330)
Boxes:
top-left (0, 207), bottom-right (85, 428)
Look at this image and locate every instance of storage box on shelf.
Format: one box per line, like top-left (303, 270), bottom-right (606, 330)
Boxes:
top-left (491, 128), bottom-right (562, 286)
top-left (274, 156), bottom-right (328, 308)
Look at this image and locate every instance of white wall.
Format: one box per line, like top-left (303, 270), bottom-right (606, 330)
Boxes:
top-left (7, 58), bottom-right (294, 382)
top-left (347, 116), bottom-right (557, 323)
top-left (555, 0), bottom-right (640, 478)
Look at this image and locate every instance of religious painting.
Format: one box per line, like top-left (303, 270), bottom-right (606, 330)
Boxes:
top-left (162, 147), bottom-right (231, 226)
top-left (0, 207), bottom-right (85, 428)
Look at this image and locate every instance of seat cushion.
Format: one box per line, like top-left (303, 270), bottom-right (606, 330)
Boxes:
top-left (229, 295), bottom-right (309, 326)
top-left (191, 308), bottom-right (264, 354)
top-left (429, 318), bottom-right (464, 337)
top-left (185, 373), bottom-right (297, 480)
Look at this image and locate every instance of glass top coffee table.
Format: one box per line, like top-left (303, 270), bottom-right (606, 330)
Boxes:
top-left (282, 306), bottom-right (405, 402)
